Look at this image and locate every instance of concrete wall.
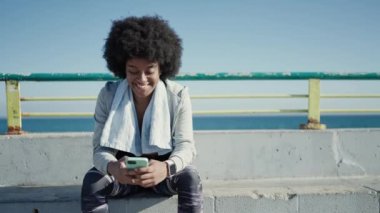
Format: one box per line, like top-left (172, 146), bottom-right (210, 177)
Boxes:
top-left (1, 129), bottom-right (380, 186)
top-left (1, 129), bottom-right (380, 213)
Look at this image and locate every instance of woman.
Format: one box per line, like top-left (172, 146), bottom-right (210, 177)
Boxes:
top-left (81, 16), bottom-right (203, 213)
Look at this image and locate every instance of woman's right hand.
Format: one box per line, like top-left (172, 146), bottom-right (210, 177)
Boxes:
top-left (107, 157), bottom-right (136, 185)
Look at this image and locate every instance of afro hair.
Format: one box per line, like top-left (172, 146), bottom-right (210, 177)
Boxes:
top-left (103, 16), bottom-right (183, 80)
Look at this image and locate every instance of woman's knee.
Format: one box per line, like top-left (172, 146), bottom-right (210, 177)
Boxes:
top-left (81, 168), bottom-right (114, 212)
top-left (83, 168), bottom-right (107, 185)
top-left (177, 166), bottom-right (202, 191)
top-left (81, 167), bottom-right (114, 196)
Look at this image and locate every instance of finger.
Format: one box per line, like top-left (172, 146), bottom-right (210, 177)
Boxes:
top-left (140, 180), bottom-right (155, 188)
top-left (143, 164), bottom-right (156, 173)
top-left (139, 173), bottom-right (153, 180)
top-left (131, 178), bottom-right (136, 184)
top-left (133, 178), bottom-right (146, 186)
top-left (126, 166), bottom-right (149, 175)
top-left (140, 178), bottom-right (153, 185)
top-left (135, 167), bottom-right (151, 173)
top-left (128, 175), bottom-right (140, 185)
top-left (128, 170), bottom-right (148, 177)
top-left (127, 170), bottom-right (138, 176)
top-left (125, 173), bottom-right (136, 182)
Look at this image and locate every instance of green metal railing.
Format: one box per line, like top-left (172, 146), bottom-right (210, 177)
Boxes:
top-left (1, 72), bottom-right (380, 134)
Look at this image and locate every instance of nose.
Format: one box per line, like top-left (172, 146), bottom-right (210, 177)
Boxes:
top-left (137, 72), bottom-right (147, 82)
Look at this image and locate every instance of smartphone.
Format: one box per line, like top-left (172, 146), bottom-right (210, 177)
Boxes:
top-left (125, 157), bottom-right (149, 170)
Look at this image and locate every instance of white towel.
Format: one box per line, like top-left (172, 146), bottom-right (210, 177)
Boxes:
top-left (100, 79), bottom-right (172, 155)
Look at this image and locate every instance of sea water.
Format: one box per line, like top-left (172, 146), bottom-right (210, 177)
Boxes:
top-left (1, 114), bottom-right (380, 134)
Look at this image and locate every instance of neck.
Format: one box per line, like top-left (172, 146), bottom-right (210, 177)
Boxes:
top-left (133, 94), bottom-right (152, 108)
top-left (133, 94), bottom-right (152, 132)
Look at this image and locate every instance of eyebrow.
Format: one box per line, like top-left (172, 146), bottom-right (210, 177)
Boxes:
top-left (126, 63), bottom-right (157, 69)
top-left (126, 64), bottom-right (138, 68)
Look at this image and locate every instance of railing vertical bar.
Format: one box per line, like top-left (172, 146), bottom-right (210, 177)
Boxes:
top-left (5, 80), bottom-right (23, 134)
top-left (300, 79), bottom-right (326, 130)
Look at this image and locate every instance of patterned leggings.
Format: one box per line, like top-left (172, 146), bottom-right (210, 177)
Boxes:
top-left (81, 166), bottom-right (203, 213)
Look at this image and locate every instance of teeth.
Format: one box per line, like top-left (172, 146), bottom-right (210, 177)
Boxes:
top-left (135, 83), bottom-right (148, 88)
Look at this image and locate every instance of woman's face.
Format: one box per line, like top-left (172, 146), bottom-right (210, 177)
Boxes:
top-left (126, 58), bottom-right (161, 102)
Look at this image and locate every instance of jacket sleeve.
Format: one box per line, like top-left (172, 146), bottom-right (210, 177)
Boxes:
top-left (92, 83), bottom-right (118, 174)
top-left (169, 87), bottom-right (197, 172)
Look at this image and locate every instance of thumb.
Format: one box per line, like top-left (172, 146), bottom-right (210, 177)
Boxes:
top-left (118, 156), bottom-right (127, 168)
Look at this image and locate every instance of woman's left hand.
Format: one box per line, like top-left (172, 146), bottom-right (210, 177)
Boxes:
top-left (128, 159), bottom-right (168, 188)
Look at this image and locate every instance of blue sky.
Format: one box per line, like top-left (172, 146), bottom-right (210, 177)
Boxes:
top-left (1, 0), bottom-right (380, 118)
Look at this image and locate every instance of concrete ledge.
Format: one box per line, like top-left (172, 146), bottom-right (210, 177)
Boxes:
top-left (1, 129), bottom-right (380, 186)
top-left (1, 176), bottom-right (379, 213)
top-left (1, 129), bottom-right (379, 212)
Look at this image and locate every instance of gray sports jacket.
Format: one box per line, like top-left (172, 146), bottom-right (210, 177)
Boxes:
top-left (92, 80), bottom-right (196, 174)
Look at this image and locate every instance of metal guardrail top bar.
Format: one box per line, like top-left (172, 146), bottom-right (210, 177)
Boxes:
top-left (3, 72), bottom-right (380, 134)
top-left (1, 72), bottom-right (380, 81)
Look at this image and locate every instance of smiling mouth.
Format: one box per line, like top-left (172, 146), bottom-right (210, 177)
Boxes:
top-left (134, 82), bottom-right (149, 89)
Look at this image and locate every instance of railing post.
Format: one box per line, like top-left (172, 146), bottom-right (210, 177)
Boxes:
top-left (5, 80), bottom-right (23, 134)
top-left (300, 79), bottom-right (326, 130)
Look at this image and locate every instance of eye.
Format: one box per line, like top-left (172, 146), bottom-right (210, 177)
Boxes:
top-left (145, 64), bottom-right (158, 75)
top-left (145, 69), bottom-right (155, 75)
top-left (127, 69), bottom-right (139, 75)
